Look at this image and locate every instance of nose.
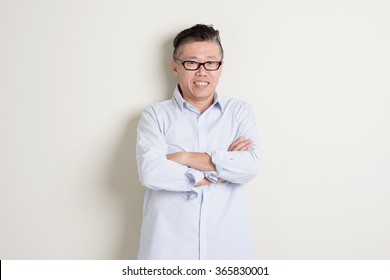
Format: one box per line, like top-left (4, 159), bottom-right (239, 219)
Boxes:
top-left (195, 64), bottom-right (207, 76)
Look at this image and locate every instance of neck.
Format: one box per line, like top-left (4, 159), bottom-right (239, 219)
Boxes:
top-left (186, 95), bottom-right (214, 114)
top-left (196, 100), bottom-right (213, 114)
top-left (178, 86), bottom-right (215, 114)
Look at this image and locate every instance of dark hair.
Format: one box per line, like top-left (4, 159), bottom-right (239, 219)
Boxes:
top-left (173, 24), bottom-right (224, 59)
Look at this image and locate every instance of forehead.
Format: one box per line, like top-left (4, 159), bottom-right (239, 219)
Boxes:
top-left (179, 41), bottom-right (221, 59)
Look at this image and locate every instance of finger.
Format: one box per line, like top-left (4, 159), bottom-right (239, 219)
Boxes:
top-left (229, 138), bottom-right (248, 151)
top-left (228, 137), bottom-right (244, 151)
top-left (238, 140), bottom-right (253, 151)
top-left (236, 139), bottom-right (252, 151)
top-left (229, 139), bottom-right (247, 151)
top-left (230, 139), bottom-right (252, 151)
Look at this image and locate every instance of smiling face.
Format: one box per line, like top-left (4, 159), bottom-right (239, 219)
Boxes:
top-left (172, 41), bottom-right (223, 110)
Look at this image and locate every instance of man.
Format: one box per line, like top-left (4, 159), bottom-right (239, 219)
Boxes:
top-left (136, 24), bottom-right (260, 259)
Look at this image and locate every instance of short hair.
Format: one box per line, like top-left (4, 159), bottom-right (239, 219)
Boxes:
top-left (173, 24), bottom-right (224, 59)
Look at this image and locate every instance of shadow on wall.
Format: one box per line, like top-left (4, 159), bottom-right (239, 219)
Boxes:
top-left (163, 34), bottom-right (178, 99)
top-left (109, 114), bottom-right (144, 260)
top-left (109, 35), bottom-right (177, 259)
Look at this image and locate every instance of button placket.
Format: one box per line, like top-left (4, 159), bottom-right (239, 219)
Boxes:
top-left (199, 187), bottom-right (209, 259)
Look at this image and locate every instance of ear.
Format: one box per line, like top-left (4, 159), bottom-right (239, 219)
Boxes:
top-left (172, 60), bottom-right (179, 77)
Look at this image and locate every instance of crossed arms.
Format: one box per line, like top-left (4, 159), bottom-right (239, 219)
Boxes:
top-left (136, 102), bottom-right (260, 193)
top-left (166, 137), bottom-right (253, 186)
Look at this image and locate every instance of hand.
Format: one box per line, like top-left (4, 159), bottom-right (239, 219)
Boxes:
top-left (195, 177), bottom-right (226, 187)
top-left (228, 137), bottom-right (253, 151)
top-left (195, 177), bottom-right (212, 187)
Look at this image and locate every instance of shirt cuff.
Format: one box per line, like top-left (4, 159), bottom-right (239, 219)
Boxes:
top-left (185, 168), bottom-right (204, 185)
top-left (204, 171), bottom-right (218, 183)
top-left (184, 168), bottom-right (204, 199)
top-left (209, 150), bottom-right (233, 175)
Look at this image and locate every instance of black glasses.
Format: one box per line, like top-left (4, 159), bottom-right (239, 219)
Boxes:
top-left (175, 59), bottom-right (223, 71)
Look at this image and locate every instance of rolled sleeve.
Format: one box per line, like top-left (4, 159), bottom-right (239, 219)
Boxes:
top-left (208, 101), bottom-right (261, 184)
top-left (209, 149), bottom-right (232, 174)
top-left (185, 168), bottom-right (205, 185)
top-left (210, 149), bottom-right (260, 184)
top-left (182, 168), bottom-right (203, 199)
top-left (204, 171), bottom-right (219, 183)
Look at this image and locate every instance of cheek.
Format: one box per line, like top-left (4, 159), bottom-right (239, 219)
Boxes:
top-left (210, 73), bottom-right (221, 82)
top-left (179, 74), bottom-right (193, 84)
top-left (177, 77), bottom-right (190, 90)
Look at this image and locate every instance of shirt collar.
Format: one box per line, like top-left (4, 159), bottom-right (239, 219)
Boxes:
top-left (173, 85), bottom-right (225, 112)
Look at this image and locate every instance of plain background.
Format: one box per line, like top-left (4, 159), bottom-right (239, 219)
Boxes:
top-left (1, 0), bottom-right (389, 259)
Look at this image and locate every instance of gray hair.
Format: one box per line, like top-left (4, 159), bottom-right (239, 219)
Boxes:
top-left (173, 24), bottom-right (224, 59)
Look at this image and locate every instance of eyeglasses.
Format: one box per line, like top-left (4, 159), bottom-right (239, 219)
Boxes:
top-left (175, 59), bottom-right (223, 71)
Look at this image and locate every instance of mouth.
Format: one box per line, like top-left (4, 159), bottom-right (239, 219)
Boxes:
top-left (193, 81), bottom-right (209, 86)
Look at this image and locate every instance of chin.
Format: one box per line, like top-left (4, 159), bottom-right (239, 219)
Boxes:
top-left (193, 86), bottom-right (215, 94)
top-left (193, 90), bottom-right (213, 98)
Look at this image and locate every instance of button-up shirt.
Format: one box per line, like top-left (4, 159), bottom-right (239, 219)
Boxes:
top-left (136, 86), bottom-right (261, 259)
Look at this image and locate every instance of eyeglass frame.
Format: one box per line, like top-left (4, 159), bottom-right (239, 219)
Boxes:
top-left (174, 59), bottom-right (223, 71)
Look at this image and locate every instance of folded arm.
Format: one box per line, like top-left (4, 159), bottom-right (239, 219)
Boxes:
top-left (167, 136), bottom-right (257, 185)
top-left (209, 102), bottom-right (261, 184)
top-left (137, 101), bottom-right (260, 190)
top-left (136, 106), bottom-right (205, 192)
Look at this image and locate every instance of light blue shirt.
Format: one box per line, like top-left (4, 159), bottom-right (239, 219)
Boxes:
top-left (136, 86), bottom-right (261, 259)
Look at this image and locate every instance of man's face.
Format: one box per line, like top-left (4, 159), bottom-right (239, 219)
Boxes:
top-left (172, 41), bottom-right (223, 105)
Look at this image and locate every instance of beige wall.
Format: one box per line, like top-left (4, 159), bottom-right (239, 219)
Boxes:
top-left (1, 0), bottom-right (390, 259)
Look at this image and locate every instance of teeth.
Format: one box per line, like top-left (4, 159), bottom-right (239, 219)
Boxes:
top-left (194, 81), bottom-right (208, 86)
